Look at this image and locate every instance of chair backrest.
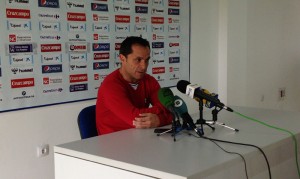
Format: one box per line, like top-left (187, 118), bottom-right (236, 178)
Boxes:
top-left (77, 105), bottom-right (98, 139)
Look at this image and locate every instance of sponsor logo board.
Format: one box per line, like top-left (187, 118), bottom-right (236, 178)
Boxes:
top-left (115, 24), bottom-right (130, 32)
top-left (10, 54), bottom-right (33, 65)
top-left (69, 63), bottom-right (87, 71)
top-left (93, 62), bottom-right (109, 70)
top-left (6, 0), bottom-right (30, 6)
top-left (41, 44), bottom-right (61, 52)
top-left (67, 22), bottom-right (86, 32)
top-left (168, 8), bottom-right (180, 15)
top-left (69, 74), bottom-right (88, 83)
top-left (9, 44), bottom-right (33, 54)
top-left (38, 12), bottom-right (60, 21)
top-left (152, 67), bottom-right (165, 74)
top-left (94, 52), bottom-right (110, 60)
top-left (43, 76), bottom-right (63, 85)
top-left (93, 43), bottom-right (110, 51)
top-left (115, 15), bottom-right (130, 23)
top-left (42, 87), bottom-right (63, 94)
top-left (69, 53), bottom-right (87, 63)
top-left (68, 33), bottom-right (87, 42)
top-left (169, 57), bottom-right (180, 63)
top-left (11, 66), bottom-right (34, 75)
top-left (91, 3), bottom-right (108, 11)
top-left (11, 78), bottom-right (35, 88)
top-left (42, 64), bottom-right (62, 73)
top-left (9, 33), bottom-right (32, 43)
top-left (69, 83), bottom-right (88, 92)
top-left (39, 22), bottom-right (60, 31)
top-left (114, 4), bottom-right (131, 13)
top-left (7, 20), bottom-right (31, 31)
top-left (67, 12), bottom-right (86, 21)
top-left (66, 1), bottom-right (85, 10)
top-left (12, 89), bottom-right (35, 100)
top-left (38, 0), bottom-right (60, 8)
top-left (67, 43), bottom-right (88, 52)
top-left (40, 33), bottom-right (61, 41)
top-left (41, 54), bottom-right (62, 63)
top-left (6, 8), bottom-right (30, 19)
top-left (93, 23), bottom-right (110, 32)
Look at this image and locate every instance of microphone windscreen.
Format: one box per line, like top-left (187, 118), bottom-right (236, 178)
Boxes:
top-left (158, 87), bottom-right (175, 108)
top-left (173, 95), bottom-right (188, 115)
top-left (176, 80), bottom-right (190, 94)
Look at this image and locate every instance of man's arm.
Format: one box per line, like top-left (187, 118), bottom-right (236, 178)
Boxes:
top-left (135, 78), bottom-right (173, 128)
top-left (101, 81), bottom-right (165, 128)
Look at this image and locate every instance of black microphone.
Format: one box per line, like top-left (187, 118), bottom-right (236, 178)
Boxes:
top-left (173, 95), bottom-right (202, 136)
top-left (177, 80), bottom-right (233, 112)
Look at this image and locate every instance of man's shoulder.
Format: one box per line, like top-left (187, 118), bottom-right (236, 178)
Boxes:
top-left (100, 70), bottom-right (123, 88)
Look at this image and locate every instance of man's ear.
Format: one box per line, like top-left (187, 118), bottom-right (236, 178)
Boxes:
top-left (119, 54), bottom-right (126, 62)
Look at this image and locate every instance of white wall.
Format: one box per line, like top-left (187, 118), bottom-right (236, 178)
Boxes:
top-left (0, 100), bottom-right (95, 179)
top-left (2, 0), bottom-right (300, 179)
top-left (227, 0), bottom-right (300, 111)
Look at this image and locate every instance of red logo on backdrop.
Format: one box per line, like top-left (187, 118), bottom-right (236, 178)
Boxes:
top-left (152, 67), bottom-right (165, 74)
top-left (168, 18), bottom-right (172, 23)
top-left (6, 9), bottom-right (31, 19)
top-left (94, 52), bottom-right (110, 60)
top-left (135, 16), bottom-right (139, 23)
top-left (115, 15), bottom-right (130, 23)
top-left (168, 0), bottom-right (180, 7)
top-left (94, 74), bottom-right (99, 80)
top-left (115, 43), bottom-right (121, 50)
top-left (169, 43), bottom-right (180, 47)
top-left (69, 45), bottom-right (86, 51)
top-left (151, 17), bottom-right (164, 24)
top-left (93, 14), bottom-right (98, 21)
top-left (153, 34), bottom-right (157, 40)
top-left (41, 44), bottom-right (62, 52)
top-left (94, 34), bottom-right (98, 40)
top-left (11, 78), bottom-right (35, 88)
top-left (135, 0), bottom-right (149, 4)
top-left (67, 12), bottom-right (86, 21)
top-left (43, 77), bottom-right (49, 84)
top-left (40, 0), bottom-right (46, 5)
top-left (69, 74), bottom-right (88, 83)
top-left (9, 34), bottom-right (17, 42)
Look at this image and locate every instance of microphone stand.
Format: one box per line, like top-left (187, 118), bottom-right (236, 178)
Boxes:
top-left (206, 107), bottom-right (239, 132)
top-left (157, 109), bottom-right (181, 142)
top-left (195, 99), bottom-right (215, 135)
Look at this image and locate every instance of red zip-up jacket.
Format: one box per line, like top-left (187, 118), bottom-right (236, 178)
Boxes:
top-left (96, 69), bottom-right (173, 135)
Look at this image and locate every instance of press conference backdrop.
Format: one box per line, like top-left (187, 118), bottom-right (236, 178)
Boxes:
top-left (0, 0), bottom-right (190, 112)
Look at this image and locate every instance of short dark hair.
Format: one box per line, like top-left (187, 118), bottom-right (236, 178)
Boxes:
top-left (119, 36), bottom-right (150, 57)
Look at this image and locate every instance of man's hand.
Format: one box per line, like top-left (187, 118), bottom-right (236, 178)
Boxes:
top-left (133, 113), bottom-right (160, 128)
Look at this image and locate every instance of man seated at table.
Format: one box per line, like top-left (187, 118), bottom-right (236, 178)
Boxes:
top-left (96, 36), bottom-right (173, 135)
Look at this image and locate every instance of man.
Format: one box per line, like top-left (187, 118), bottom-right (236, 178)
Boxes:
top-left (96, 36), bottom-right (173, 135)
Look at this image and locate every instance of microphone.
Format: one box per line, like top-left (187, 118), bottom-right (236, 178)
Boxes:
top-left (177, 80), bottom-right (233, 112)
top-left (158, 87), bottom-right (175, 109)
top-left (158, 87), bottom-right (181, 121)
top-left (157, 88), bottom-right (181, 134)
top-left (173, 95), bottom-right (202, 136)
top-left (202, 89), bottom-right (218, 108)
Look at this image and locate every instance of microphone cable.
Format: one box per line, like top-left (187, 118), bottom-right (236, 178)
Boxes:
top-left (234, 111), bottom-right (300, 179)
top-left (209, 139), bottom-right (249, 179)
top-left (189, 132), bottom-right (268, 179)
top-left (201, 135), bottom-right (269, 179)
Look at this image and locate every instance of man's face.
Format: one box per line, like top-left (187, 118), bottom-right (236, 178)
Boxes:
top-left (120, 44), bottom-right (150, 83)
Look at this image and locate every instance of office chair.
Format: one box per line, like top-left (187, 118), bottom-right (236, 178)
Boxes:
top-left (77, 105), bottom-right (98, 139)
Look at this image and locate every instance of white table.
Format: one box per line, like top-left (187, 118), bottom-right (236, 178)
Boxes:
top-left (54, 107), bottom-right (300, 179)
